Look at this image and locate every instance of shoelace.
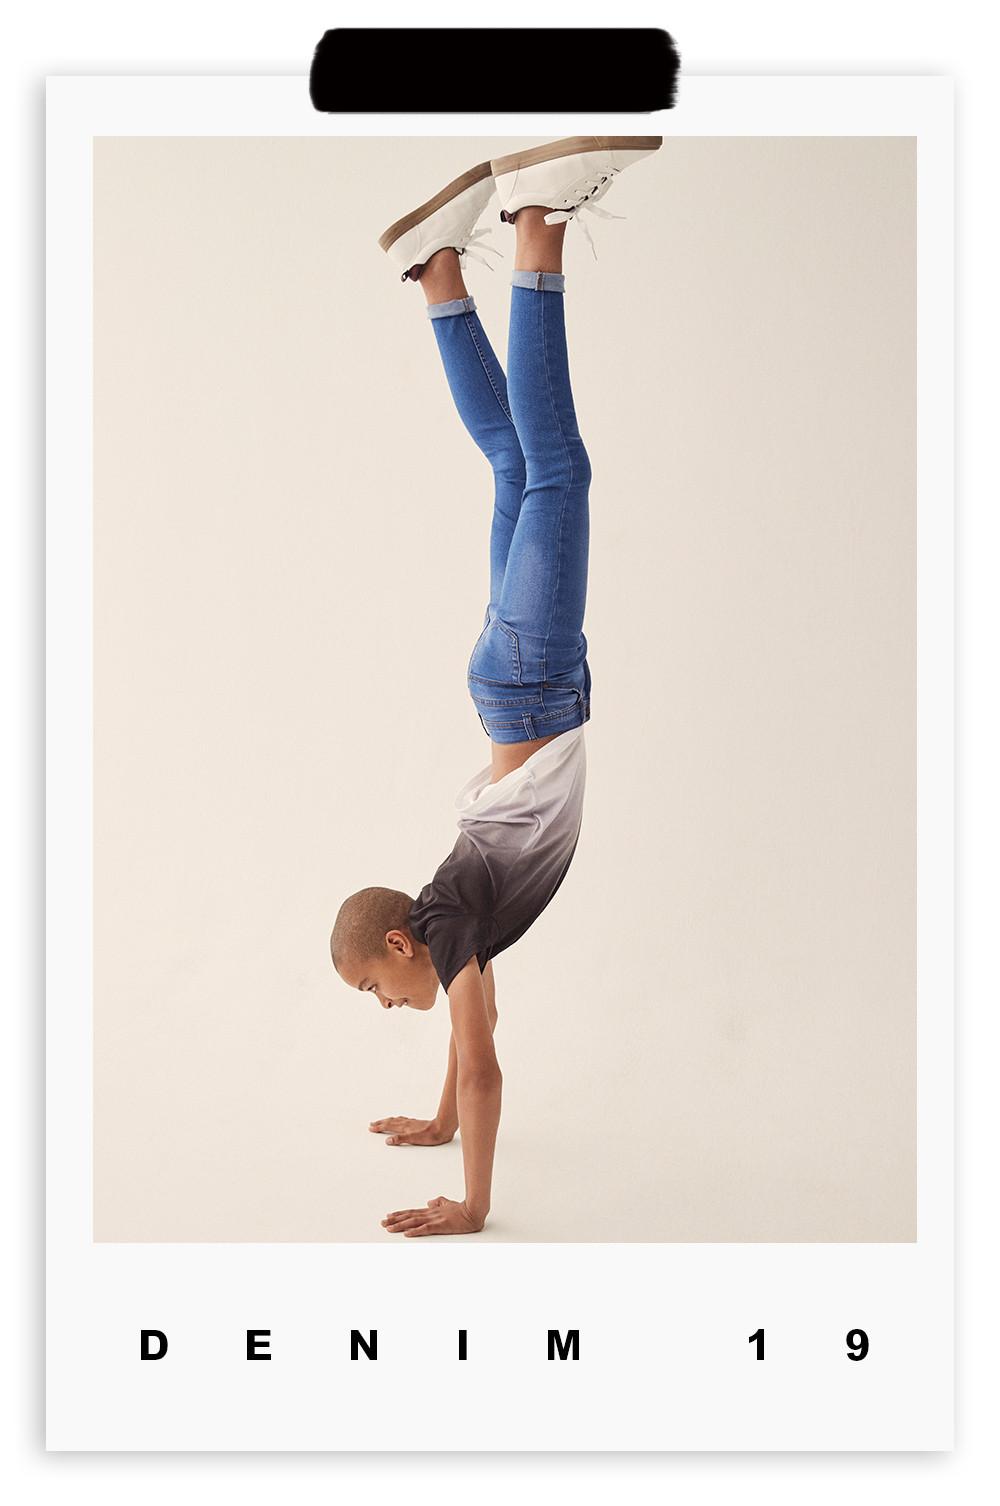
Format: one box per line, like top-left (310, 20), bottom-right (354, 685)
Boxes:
top-left (544, 198), bottom-right (626, 259)
top-left (400, 223), bottom-right (504, 281)
top-left (542, 170), bottom-right (626, 259)
top-left (457, 223), bottom-right (504, 271)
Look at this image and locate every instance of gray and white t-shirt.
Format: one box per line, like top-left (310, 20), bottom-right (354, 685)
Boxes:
top-left (408, 725), bottom-right (587, 992)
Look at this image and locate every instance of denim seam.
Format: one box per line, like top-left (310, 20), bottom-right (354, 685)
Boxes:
top-left (497, 614), bottom-right (522, 682)
top-left (478, 708), bottom-right (586, 739)
top-left (469, 691), bottom-right (541, 707)
top-left (535, 700), bottom-right (586, 722)
top-left (463, 313), bottom-right (516, 426)
top-left (510, 270), bottom-right (566, 294)
top-left (469, 676), bottom-right (585, 713)
top-left (468, 679), bottom-right (581, 702)
top-left (540, 293), bottom-right (574, 680)
top-left (468, 616), bottom-right (522, 685)
top-left (540, 686), bottom-right (584, 716)
top-left (426, 295), bottom-right (476, 320)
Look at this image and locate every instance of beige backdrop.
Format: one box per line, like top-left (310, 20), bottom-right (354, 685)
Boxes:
top-left (93, 134), bottom-right (916, 1242)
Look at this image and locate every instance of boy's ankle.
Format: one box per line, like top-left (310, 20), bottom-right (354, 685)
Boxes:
top-left (419, 247), bottom-right (467, 303)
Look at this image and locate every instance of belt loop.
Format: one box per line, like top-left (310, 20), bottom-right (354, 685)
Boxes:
top-left (536, 270), bottom-right (543, 291)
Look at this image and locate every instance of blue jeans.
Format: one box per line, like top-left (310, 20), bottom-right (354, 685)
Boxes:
top-left (427, 270), bottom-right (592, 743)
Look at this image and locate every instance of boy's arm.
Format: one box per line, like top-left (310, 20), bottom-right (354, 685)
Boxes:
top-left (382, 955), bottom-right (501, 1237)
top-left (372, 961), bottom-right (497, 1149)
top-left (446, 956), bottom-right (503, 1225)
top-left (434, 959), bottom-right (497, 1136)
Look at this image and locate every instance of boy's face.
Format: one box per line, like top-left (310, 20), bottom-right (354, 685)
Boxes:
top-left (341, 932), bottom-right (438, 1011)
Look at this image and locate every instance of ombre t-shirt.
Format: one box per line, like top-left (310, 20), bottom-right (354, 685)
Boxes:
top-left (408, 725), bottom-right (587, 993)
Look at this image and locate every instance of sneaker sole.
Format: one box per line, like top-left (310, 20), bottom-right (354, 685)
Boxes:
top-left (490, 135), bottom-right (662, 177)
top-left (378, 160), bottom-right (495, 253)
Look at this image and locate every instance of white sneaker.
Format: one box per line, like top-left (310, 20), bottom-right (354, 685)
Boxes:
top-left (378, 160), bottom-right (503, 283)
top-left (490, 135), bottom-right (663, 258)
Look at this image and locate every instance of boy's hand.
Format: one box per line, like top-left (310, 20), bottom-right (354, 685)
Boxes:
top-left (382, 1196), bottom-right (485, 1237)
top-left (368, 1116), bottom-right (455, 1147)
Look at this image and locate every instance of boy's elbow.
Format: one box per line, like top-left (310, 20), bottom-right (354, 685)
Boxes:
top-left (461, 1061), bottom-right (502, 1091)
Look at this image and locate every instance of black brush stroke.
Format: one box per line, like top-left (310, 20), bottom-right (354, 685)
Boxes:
top-left (310, 28), bottom-right (679, 113)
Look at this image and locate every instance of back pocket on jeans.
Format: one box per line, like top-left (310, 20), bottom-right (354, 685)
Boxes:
top-left (538, 682), bottom-right (583, 721)
top-left (467, 615), bottom-right (523, 687)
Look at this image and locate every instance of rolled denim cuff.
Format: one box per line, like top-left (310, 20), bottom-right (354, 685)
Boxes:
top-left (511, 269), bottom-right (566, 293)
top-left (425, 295), bottom-right (477, 319)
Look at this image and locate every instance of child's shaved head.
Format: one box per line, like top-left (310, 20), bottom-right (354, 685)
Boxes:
top-left (330, 886), bottom-right (414, 976)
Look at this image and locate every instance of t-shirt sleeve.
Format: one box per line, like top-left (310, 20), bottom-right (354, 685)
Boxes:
top-left (408, 835), bottom-right (499, 993)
